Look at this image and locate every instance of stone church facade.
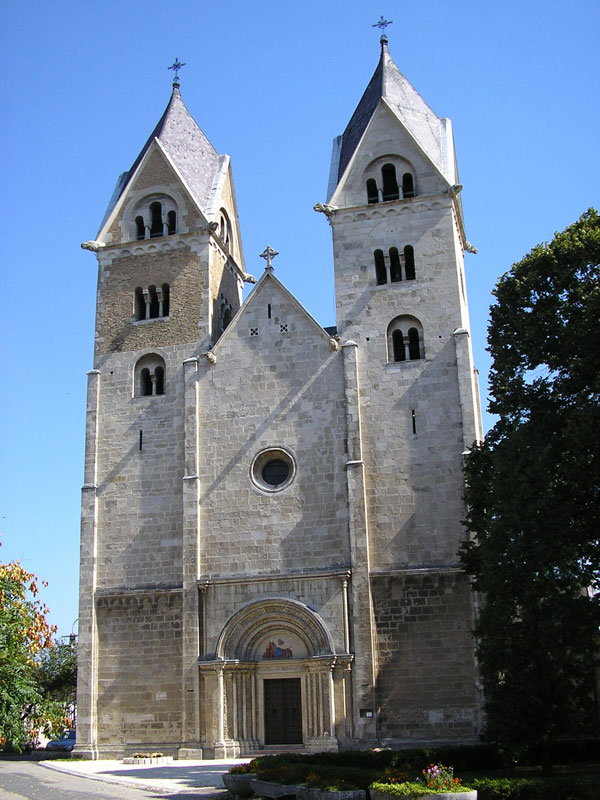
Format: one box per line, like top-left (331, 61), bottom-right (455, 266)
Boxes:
top-left (76, 38), bottom-right (483, 758)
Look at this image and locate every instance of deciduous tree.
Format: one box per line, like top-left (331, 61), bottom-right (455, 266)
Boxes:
top-left (0, 549), bottom-right (66, 751)
top-left (460, 209), bottom-right (600, 769)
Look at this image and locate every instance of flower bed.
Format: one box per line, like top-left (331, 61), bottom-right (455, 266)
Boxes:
top-left (370, 762), bottom-right (475, 799)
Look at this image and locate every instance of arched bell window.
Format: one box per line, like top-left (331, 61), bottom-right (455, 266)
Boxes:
top-left (149, 202), bottom-right (163, 238)
top-left (135, 216), bottom-right (146, 240)
top-left (387, 316), bottom-right (424, 363)
top-left (402, 172), bottom-right (415, 198)
top-left (381, 163), bottom-right (399, 201)
top-left (134, 354), bottom-right (166, 397)
top-left (366, 178), bottom-right (379, 204)
top-left (374, 249), bottom-right (386, 285)
top-left (404, 245), bottom-right (416, 280)
top-left (133, 284), bottom-right (170, 321)
top-left (389, 248), bottom-right (402, 282)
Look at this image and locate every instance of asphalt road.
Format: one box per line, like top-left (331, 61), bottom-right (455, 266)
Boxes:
top-left (0, 760), bottom-right (221, 800)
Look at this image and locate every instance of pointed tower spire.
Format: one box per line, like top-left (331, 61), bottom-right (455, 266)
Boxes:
top-left (327, 37), bottom-right (456, 200)
top-left (98, 79), bottom-right (219, 232)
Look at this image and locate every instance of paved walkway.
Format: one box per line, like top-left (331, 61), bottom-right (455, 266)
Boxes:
top-left (41, 757), bottom-right (252, 795)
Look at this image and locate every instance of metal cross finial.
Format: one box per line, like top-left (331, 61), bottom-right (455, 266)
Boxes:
top-left (372, 15), bottom-right (393, 36)
top-left (259, 245), bottom-right (279, 269)
top-left (168, 57), bottom-right (186, 85)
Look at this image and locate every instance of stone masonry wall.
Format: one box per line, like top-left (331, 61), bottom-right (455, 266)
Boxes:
top-left (197, 276), bottom-right (350, 583)
top-left (96, 593), bottom-right (183, 751)
top-left (372, 572), bottom-right (479, 742)
top-left (333, 201), bottom-right (468, 569)
top-left (94, 343), bottom-right (189, 590)
top-left (202, 576), bottom-right (347, 660)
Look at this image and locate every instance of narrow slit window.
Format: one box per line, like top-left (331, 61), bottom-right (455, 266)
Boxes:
top-left (404, 245), bottom-right (416, 280)
top-left (268, 303), bottom-right (272, 319)
top-left (374, 249), bottom-right (387, 285)
top-left (381, 163), bottom-right (399, 201)
top-left (389, 248), bottom-right (402, 282)
top-left (139, 430), bottom-right (143, 450)
top-left (366, 178), bottom-right (379, 204)
top-left (411, 410), bottom-right (417, 435)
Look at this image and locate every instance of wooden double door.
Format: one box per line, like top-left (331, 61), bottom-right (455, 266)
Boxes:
top-left (264, 678), bottom-right (303, 745)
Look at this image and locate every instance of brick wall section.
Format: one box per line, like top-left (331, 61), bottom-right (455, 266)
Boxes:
top-left (96, 593), bottom-right (183, 750)
top-left (372, 573), bottom-right (479, 742)
top-left (95, 244), bottom-right (209, 357)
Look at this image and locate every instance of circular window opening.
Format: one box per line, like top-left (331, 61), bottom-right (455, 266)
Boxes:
top-left (262, 458), bottom-right (289, 487)
top-left (251, 448), bottom-right (296, 493)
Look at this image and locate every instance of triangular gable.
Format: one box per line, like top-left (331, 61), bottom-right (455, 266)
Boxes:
top-left (210, 269), bottom-right (334, 357)
top-left (329, 98), bottom-right (451, 207)
top-left (97, 137), bottom-right (211, 241)
top-left (329, 41), bottom-right (456, 201)
top-left (98, 87), bottom-right (220, 235)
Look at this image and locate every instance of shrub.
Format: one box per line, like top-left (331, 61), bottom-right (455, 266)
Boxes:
top-left (471, 776), bottom-right (598, 800)
top-left (228, 761), bottom-right (258, 774)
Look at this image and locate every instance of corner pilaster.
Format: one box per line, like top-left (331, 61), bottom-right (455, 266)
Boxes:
top-left (341, 341), bottom-right (378, 744)
top-left (74, 369), bottom-right (100, 759)
top-left (179, 357), bottom-right (203, 757)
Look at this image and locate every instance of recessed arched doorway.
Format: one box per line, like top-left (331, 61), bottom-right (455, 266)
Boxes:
top-left (199, 597), bottom-right (353, 757)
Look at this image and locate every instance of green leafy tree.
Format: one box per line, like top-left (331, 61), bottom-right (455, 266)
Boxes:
top-left (460, 209), bottom-right (600, 770)
top-left (37, 639), bottom-right (77, 707)
top-left (0, 548), bottom-right (66, 751)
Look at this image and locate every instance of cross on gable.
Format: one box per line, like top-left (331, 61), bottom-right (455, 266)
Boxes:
top-left (259, 245), bottom-right (279, 270)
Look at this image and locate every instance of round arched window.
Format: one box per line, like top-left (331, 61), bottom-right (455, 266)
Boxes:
top-left (251, 448), bottom-right (296, 493)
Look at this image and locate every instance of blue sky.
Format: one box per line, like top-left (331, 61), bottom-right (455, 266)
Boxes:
top-left (1, 0), bottom-right (598, 639)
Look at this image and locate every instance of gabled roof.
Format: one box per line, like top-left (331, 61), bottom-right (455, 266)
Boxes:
top-left (335, 38), bottom-right (447, 184)
top-left (99, 86), bottom-right (220, 230)
top-left (211, 267), bottom-right (335, 357)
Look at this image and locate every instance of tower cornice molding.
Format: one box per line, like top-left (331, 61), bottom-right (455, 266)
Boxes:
top-left (330, 193), bottom-right (453, 225)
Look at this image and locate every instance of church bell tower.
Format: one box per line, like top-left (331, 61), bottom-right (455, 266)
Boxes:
top-left (317, 32), bottom-right (483, 742)
top-left (76, 71), bottom-right (250, 758)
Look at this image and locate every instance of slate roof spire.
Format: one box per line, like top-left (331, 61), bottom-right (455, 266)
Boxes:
top-left (332, 37), bottom-right (450, 189)
top-left (99, 82), bottom-right (220, 231)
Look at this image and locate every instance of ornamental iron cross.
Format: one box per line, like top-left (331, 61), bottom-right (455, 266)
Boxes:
top-left (168, 58), bottom-right (186, 83)
top-left (372, 15), bottom-right (393, 35)
top-left (259, 245), bottom-right (279, 268)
